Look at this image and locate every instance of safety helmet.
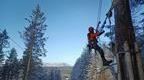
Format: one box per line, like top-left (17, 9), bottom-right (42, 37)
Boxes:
top-left (88, 26), bottom-right (94, 32)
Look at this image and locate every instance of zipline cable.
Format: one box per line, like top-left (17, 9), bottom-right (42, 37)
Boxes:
top-left (0, 29), bottom-right (24, 50)
top-left (96, 0), bottom-right (103, 30)
top-left (97, 0), bottom-right (102, 24)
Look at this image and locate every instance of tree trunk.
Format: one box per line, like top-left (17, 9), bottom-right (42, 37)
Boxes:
top-left (124, 42), bottom-right (134, 80)
top-left (114, 0), bottom-right (141, 80)
top-left (134, 42), bottom-right (144, 80)
top-left (23, 31), bottom-right (35, 80)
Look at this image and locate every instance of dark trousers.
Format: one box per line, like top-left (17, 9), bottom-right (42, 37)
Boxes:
top-left (88, 40), bottom-right (106, 61)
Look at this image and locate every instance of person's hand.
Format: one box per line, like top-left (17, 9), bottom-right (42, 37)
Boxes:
top-left (102, 30), bottom-right (105, 33)
top-left (87, 44), bottom-right (90, 47)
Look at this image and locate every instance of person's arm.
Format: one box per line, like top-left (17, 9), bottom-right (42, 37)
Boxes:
top-left (97, 30), bottom-right (105, 36)
top-left (87, 33), bottom-right (90, 44)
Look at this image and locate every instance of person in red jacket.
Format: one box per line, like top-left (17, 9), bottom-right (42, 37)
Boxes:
top-left (87, 26), bottom-right (112, 66)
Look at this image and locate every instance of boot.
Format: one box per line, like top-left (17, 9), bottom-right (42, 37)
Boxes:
top-left (102, 59), bottom-right (112, 66)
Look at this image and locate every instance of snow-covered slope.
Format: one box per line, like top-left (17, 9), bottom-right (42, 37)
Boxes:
top-left (71, 47), bottom-right (115, 80)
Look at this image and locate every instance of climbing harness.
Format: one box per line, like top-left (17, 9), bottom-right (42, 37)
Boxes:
top-left (88, 0), bottom-right (114, 52)
top-left (88, 0), bottom-right (122, 80)
top-left (92, 0), bottom-right (118, 79)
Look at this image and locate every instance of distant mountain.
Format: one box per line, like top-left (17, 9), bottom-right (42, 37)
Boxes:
top-left (43, 63), bottom-right (71, 67)
top-left (43, 63), bottom-right (72, 80)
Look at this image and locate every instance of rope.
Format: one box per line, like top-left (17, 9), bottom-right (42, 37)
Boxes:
top-left (96, 0), bottom-right (114, 48)
top-left (98, 0), bottom-right (116, 32)
top-left (97, 0), bottom-right (103, 24)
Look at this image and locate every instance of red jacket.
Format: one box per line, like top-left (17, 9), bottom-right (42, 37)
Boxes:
top-left (87, 32), bottom-right (99, 41)
top-left (87, 31), bottom-right (104, 41)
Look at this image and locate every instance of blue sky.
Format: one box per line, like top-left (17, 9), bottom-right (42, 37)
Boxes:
top-left (0, 0), bottom-right (112, 66)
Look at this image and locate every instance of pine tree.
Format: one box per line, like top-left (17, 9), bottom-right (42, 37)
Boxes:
top-left (1, 48), bottom-right (20, 80)
top-left (0, 29), bottom-right (9, 80)
top-left (8, 48), bottom-right (20, 80)
top-left (139, 10), bottom-right (144, 69)
top-left (1, 60), bottom-right (10, 80)
top-left (0, 29), bottom-right (9, 64)
top-left (130, 0), bottom-right (144, 67)
top-left (71, 47), bottom-right (93, 80)
top-left (21, 4), bottom-right (47, 80)
top-left (49, 69), bottom-right (62, 80)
